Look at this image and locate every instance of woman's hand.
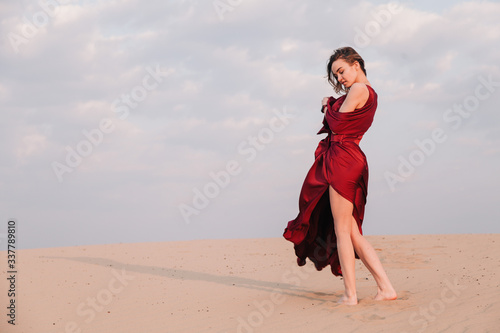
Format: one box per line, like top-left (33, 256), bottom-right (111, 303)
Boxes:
top-left (321, 97), bottom-right (329, 113)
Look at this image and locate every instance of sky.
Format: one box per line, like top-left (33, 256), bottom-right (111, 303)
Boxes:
top-left (1, 0), bottom-right (499, 250)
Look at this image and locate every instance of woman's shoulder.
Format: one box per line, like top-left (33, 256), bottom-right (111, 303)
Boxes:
top-left (350, 83), bottom-right (376, 105)
top-left (336, 83), bottom-right (373, 112)
top-left (348, 82), bottom-right (371, 96)
top-left (330, 84), bottom-right (376, 112)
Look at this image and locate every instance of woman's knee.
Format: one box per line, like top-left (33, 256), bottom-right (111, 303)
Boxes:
top-left (350, 218), bottom-right (364, 244)
top-left (334, 218), bottom-right (353, 236)
top-left (350, 216), bottom-right (362, 237)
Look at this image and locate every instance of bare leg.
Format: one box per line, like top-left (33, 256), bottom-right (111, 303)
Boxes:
top-left (329, 186), bottom-right (358, 305)
top-left (349, 215), bottom-right (397, 300)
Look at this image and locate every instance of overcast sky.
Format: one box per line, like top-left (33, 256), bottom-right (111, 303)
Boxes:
top-left (1, 0), bottom-right (499, 250)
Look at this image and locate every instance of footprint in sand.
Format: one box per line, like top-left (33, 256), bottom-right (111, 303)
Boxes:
top-left (349, 313), bottom-right (386, 321)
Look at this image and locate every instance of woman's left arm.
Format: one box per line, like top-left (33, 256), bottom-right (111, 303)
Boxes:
top-left (338, 83), bottom-right (369, 113)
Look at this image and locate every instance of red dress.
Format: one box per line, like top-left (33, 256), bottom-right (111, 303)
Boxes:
top-left (283, 84), bottom-right (378, 277)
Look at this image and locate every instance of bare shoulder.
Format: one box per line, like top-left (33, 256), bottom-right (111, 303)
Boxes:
top-left (339, 83), bottom-right (370, 113)
top-left (347, 83), bottom-right (369, 99)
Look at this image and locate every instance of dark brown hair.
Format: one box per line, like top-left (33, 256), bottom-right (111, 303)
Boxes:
top-left (326, 46), bottom-right (367, 94)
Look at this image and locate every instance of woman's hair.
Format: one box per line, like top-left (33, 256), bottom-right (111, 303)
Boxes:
top-left (326, 46), bottom-right (367, 94)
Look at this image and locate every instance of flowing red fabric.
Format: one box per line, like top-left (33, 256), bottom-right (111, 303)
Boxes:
top-left (283, 85), bottom-right (378, 277)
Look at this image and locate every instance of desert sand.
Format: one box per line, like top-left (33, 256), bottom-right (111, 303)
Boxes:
top-left (1, 233), bottom-right (499, 333)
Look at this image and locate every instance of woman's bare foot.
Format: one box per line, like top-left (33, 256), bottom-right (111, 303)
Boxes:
top-left (373, 287), bottom-right (397, 301)
top-left (337, 294), bottom-right (358, 305)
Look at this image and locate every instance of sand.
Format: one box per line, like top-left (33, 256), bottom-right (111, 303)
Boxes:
top-left (1, 233), bottom-right (499, 333)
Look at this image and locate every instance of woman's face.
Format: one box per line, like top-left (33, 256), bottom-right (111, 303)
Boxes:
top-left (331, 59), bottom-right (358, 89)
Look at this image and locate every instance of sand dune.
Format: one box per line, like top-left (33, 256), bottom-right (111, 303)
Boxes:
top-left (1, 234), bottom-right (499, 333)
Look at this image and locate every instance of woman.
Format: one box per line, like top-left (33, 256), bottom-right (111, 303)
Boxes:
top-left (283, 46), bottom-right (397, 305)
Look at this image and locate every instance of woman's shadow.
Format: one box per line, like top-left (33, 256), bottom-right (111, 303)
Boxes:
top-left (44, 255), bottom-right (340, 303)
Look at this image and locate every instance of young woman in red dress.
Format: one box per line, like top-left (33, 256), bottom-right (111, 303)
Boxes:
top-left (283, 47), bottom-right (397, 305)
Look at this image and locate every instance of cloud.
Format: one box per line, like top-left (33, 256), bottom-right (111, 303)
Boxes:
top-left (0, 0), bottom-right (499, 248)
